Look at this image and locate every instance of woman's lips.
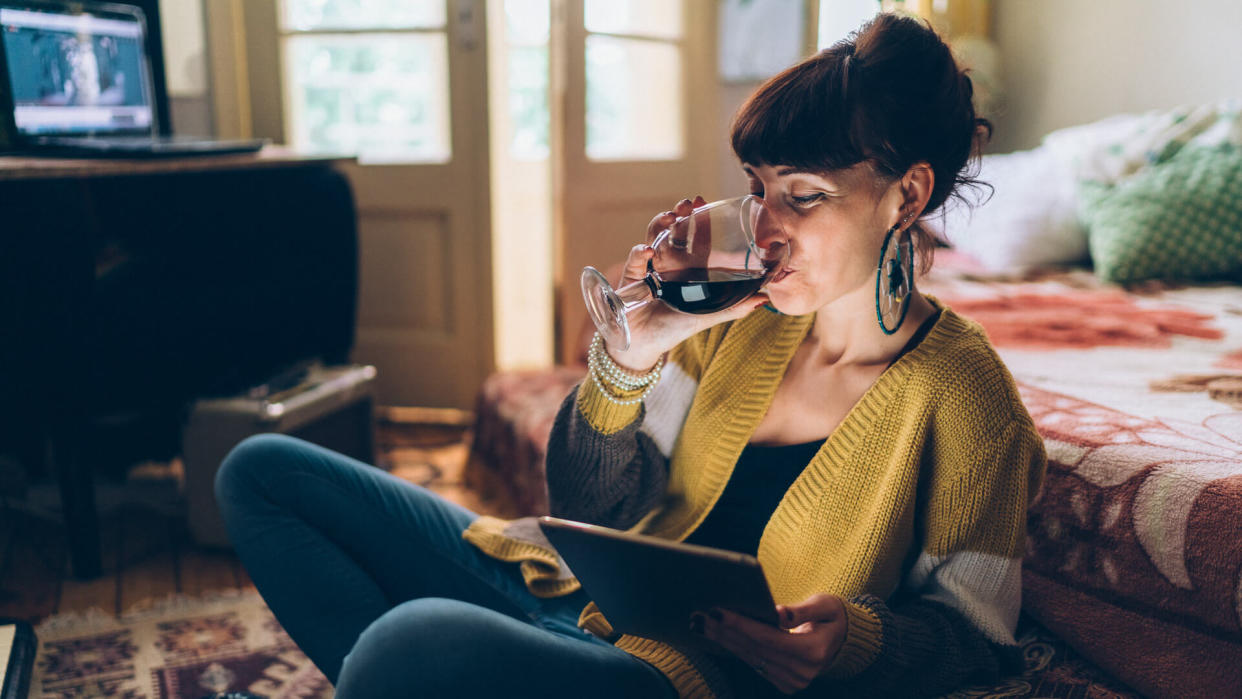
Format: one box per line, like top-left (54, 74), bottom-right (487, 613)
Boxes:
top-left (770, 268), bottom-right (794, 284)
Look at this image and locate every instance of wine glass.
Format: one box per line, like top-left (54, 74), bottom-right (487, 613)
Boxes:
top-left (581, 194), bottom-right (790, 351)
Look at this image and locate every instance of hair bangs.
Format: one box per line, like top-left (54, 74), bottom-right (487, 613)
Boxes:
top-left (730, 51), bottom-right (864, 173)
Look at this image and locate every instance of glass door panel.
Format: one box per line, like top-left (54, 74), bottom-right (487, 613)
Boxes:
top-left (281, 0), bottom-right (446, 31)
top-left (279, 0), bottom-right (451, 164)
top-left (585, 36), bottom-right (682, 160)
top-left (584, 0), bottom-right (682, 39)
top-left (284, 33), bottom-right (450, 163)
top-left (583, 0), bottom-right (684, 162)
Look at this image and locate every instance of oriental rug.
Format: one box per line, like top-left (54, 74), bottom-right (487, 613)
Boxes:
top-left (31, 590), bottom-right (330, 698)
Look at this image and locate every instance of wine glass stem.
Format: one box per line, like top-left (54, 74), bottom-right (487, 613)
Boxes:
top-left (615, 277), bottom-right (654, 314)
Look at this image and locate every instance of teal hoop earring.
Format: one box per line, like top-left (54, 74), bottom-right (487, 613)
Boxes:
top-left (875, 224), bottom-right (913, 335)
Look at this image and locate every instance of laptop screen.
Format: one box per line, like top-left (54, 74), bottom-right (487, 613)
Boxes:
top-left (1, 2), bottom-right (153, 136)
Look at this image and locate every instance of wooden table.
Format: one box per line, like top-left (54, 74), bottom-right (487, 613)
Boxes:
top-left (0, 145), bottom-right (346, 180)
top-left (0, 147), bottom-right (359, 578)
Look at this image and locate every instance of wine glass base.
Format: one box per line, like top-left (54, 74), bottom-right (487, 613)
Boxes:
top-left (581, 266), bottom-right (631, 351)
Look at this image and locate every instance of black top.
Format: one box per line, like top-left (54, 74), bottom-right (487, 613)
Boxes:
top-left (683, 439), bottom-right (826, 555)
top-left (683, 309), bottom-right (943, 556)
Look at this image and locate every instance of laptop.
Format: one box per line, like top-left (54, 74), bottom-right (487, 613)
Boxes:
top-left (0, 0), bottom-right (266, 157)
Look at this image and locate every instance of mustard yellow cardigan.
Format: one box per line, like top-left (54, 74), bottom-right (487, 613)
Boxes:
top-left (466, 300), bottom-right (1046, 698)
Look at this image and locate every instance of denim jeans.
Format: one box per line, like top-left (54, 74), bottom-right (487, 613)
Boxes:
top-left (215, 433), bottom-right (676, 698)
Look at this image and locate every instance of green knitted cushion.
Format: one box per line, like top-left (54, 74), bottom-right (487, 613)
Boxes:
top-left (1081, 145), bottom-right (1242, 283)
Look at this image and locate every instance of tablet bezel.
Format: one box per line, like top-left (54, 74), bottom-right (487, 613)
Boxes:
top-left (538, 516), bottom-right (780, 646)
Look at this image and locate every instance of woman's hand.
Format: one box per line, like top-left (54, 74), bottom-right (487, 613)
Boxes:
top-left (604, 196), bottom-right (770, 372)
top-left (696, 593), bottom-right (849, 695)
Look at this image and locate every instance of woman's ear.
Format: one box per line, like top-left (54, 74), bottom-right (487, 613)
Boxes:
top-left (899, 162), bottom-right (934, 224)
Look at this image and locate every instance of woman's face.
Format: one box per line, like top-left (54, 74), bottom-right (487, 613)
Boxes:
top-left (745, 162), bottom-right (902, 316)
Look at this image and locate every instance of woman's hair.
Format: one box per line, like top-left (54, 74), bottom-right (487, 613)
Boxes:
top-left (731, 12), bottom-right (990, 268)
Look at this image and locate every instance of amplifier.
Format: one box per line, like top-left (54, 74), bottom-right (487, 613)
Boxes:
top-left (183, 363), bottom-right (377, 547)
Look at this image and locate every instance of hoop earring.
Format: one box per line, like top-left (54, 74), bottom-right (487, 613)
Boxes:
top-left (875, 224), bottom-right (914, 335)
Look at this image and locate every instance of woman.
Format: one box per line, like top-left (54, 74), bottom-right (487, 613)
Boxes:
top-left (216, 13), bottom-right (1044, 698)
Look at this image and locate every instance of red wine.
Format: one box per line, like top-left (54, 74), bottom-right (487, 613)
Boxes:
top-left (653, 267), bottom-right (767, 314)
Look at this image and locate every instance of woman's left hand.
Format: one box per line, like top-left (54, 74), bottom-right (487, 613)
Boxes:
top-left (697, 593), bottom-right (849, 695)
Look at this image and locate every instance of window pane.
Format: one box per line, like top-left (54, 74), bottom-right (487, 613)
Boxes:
top-left (585, 0), bottom-right (682, 39)
top-left (285, 33), bottom-right (450, 164)
top-left (281, 0), bottom-right (446, 32)
top-left (586, 36), bottom-right (682, 161)
top-left (508, 46), bottom-right (548, 159)
top-left (505, 0), bottom-right (549, 44)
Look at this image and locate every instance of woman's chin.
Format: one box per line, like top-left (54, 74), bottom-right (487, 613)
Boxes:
top-left (761, 295), bottom-right (813, 317)
top-left (763, 276), bottom-right (816, 316)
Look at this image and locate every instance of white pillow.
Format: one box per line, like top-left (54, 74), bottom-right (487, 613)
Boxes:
top-left (931, 146), bottom-right (1088, 271)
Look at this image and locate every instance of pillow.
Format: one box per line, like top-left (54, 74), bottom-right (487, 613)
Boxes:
top-left (1081, 145), bottom-right (1242, 283)
top-left (931, 147), bottom-right (1088, 271)
top-left (1042, 100), bottom-right (1242, 185)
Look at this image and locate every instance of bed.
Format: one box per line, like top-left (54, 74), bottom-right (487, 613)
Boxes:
top-left (922, 253), bottom-right (1242, 698)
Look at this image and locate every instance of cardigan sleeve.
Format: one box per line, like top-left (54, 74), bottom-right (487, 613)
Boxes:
top-left (813, 594), bottom-right (1022, 698)
top-left (814, 415), bottom-right (1047, 697)
top-left (544, 381), bottom-right (670, 530)
top-left (545, 334), bottom-right (709, 530)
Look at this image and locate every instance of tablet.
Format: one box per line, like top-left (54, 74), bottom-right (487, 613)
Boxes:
top-left (538, 516), bottom-right (779, 646)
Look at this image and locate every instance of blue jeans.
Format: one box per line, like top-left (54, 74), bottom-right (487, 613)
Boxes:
top-left (215, 433), bottom-right (677, 698)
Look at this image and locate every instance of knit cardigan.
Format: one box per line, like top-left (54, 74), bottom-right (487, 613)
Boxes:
top-left (464, 300), bottom-right (1046, 698)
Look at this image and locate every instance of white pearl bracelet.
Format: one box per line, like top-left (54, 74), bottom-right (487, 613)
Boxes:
top-left (587, 333), bottom-right (665, 405)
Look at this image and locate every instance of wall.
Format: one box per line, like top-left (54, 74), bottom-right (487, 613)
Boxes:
top-left (990, 0), bottom-right (1242, 153)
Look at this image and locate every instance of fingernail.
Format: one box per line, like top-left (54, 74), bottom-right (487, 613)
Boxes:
top-left (708, 609), bottom-right (723, 623)
top-left (689, 613), bottom-right (705, 634)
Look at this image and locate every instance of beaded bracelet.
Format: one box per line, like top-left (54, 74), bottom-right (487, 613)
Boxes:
top-left (588, 334), bottom-right (662, 388)
top-left (587, 333), bottom-right (665, 405)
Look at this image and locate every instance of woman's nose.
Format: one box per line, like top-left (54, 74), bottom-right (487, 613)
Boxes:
top-left (751, 204), bottom-right (790, 261)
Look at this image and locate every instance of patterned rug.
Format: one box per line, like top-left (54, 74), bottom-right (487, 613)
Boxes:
top-left (32, 590), bottom-right (330, 698)
top-left (29, 590), bottom-right (1140, 698)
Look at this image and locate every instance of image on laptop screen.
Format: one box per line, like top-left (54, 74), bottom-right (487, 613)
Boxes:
top-left (1, 3), bottom-right (152, 136)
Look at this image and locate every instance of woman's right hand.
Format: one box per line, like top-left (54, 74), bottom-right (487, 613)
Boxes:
top-left (604, 196), bottom-right (770, 372)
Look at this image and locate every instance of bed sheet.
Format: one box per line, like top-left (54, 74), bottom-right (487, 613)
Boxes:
top-left (922, 252), bottom-right (1242, 699)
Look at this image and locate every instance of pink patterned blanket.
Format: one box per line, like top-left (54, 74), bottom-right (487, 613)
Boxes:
top-left (922, 254), bottom-right (1242, 699)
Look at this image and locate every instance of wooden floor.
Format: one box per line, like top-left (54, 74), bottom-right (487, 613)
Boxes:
top-left (0, 414), bottom-right (512, 625)
top-left (0, 501), bottom-right (252, 624)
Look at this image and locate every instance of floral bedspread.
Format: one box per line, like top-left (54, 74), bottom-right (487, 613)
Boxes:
top-left (922, 253), bottom-right (1242, 699)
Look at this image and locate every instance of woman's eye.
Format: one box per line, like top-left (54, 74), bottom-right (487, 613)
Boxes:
top-left (791, 193), bottom-right (824, 206)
